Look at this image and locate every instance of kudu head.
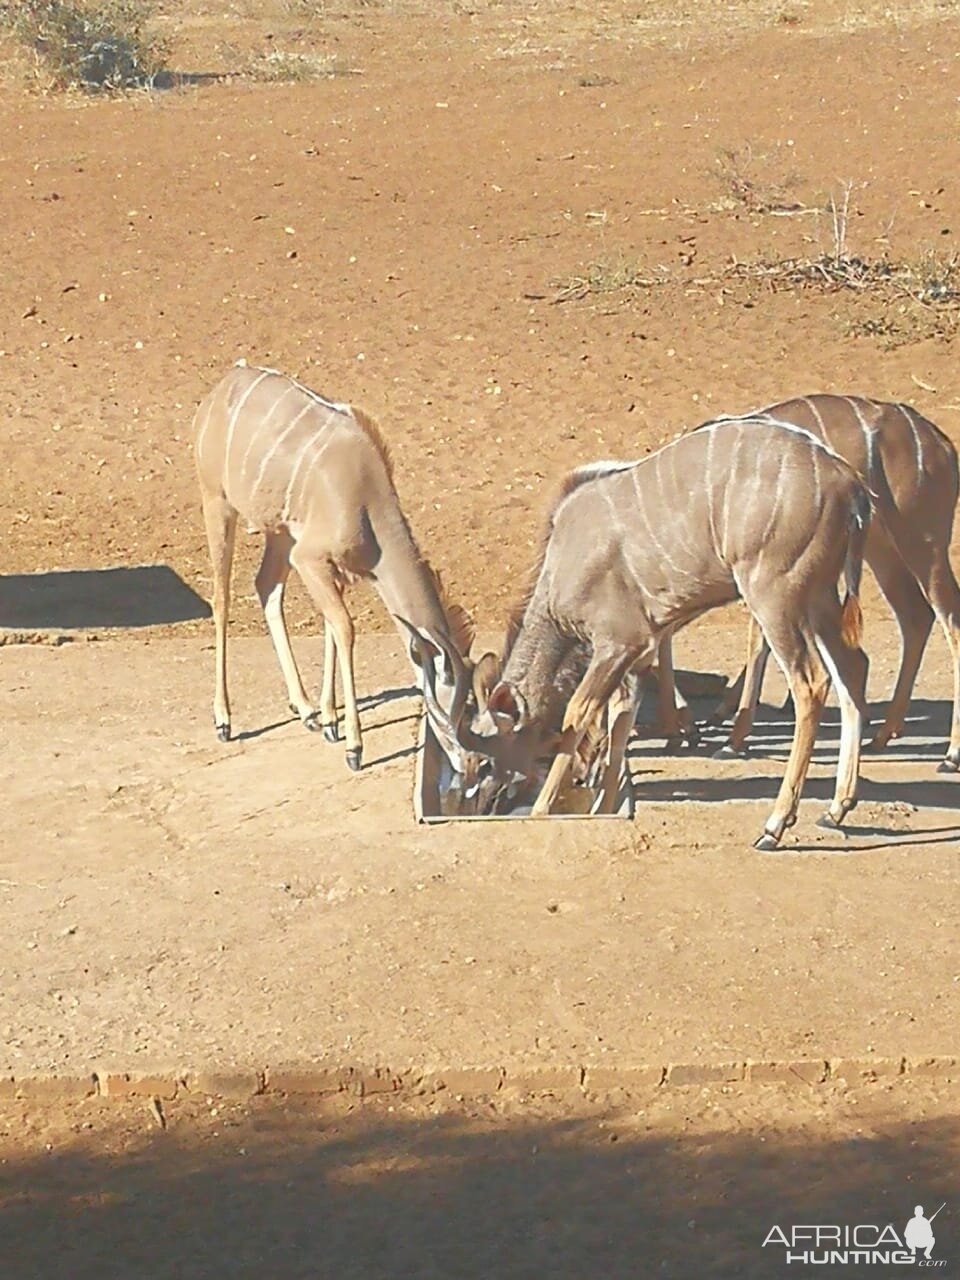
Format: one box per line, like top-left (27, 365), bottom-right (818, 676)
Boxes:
top-left (395, 618), bottom-right (490, 793)
top-left (399, 623), bottom-right (555, 813)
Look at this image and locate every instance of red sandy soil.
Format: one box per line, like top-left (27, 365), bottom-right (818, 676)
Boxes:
top-left (1, 5), bottom-right (959, 1274)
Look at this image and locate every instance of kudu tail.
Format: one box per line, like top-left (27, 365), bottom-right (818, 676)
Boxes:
top-left (840, 487), bottom-right (871, 649)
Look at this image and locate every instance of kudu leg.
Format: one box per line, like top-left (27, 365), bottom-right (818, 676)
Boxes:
top-left (654, 634), bottom-right (694, 749)
top-left (865, 547), bottom-right (934, 751)
top-left (715, 615), bottom-right (770, 758)
top-left (925, 555), bottom-right (960, 773)
top-left (593, 684), bottom-right (639, 815)
top-left (893, 533), bottom-right (960, 771)
top-left (942, 618), bottom-right (960, 771)
top-left (705, 670), bottom-right (745, 728)
top-left (752, 621), bottom-right (829, 851)
top-left (319, 623), bottom-right (340, 742)
top-left (201, 491), bottom-right (238, 742)
top-left (255, 531), bottom-right (324, 734)
top-left (532, 648), bottom-right (648, 817)
top-left (813, 621), bottom-right (869, 830)
top-left (292, 551), bottom-right (363, 771)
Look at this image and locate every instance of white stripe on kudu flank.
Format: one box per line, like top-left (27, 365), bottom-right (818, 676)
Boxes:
top-left (845, 396), bottom-right (876, 480)
top-left (896, 402), bottom-right (925, 482)
top-left (194, 397), bottom-right (214, 460)
top-left (226, 370), bottom-right (272, 463)
top-left (240, 381), bottom-right (299, 481)
top-left (704, 423), bottom-right (720, 553)
top-left (281, 415), bottom-right (342, 523)
top-left (295, 430), bottom-right (336, 500)
top-left (759, 454), bottom-right (786, 550)
top-left (803, 395), bottom-right (827, 436)
top-left (720, 427), bottom-right (743, 553)
top-left (249, 400), bottom-right (314, 500)
top-left (810, 437), bottom-right (822, 508)
top-left (281, 426), bottom-right (325, 524)
top-left (630, 472), bottom-right (682, 574)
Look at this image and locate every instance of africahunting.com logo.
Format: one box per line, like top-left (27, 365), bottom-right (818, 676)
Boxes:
top-left (763, 1202), bottom-right (947, 1267)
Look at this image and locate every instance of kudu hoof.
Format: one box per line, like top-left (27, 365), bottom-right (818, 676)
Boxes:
top-left (818, 797), bottom-right (857, 831)
top-left (753, 832), bottom-right (781, 852)
top-left (215, 722), bottom-right (231, 743)
top-left (322, 722), bottom-right (340, 744)
top-left (345, 748), bottom-right (362, 772)
top-left (937, 754), bottom-right (959, 774)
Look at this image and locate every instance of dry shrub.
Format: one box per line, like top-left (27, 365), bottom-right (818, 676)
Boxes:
top-left (0, 0), bottom-right (168, 92)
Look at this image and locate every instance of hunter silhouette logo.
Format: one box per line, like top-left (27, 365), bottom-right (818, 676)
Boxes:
top-left (762, 1201), bottom-right (947, 1266)
top-left (905, 1205), bottom-right (944, 1261)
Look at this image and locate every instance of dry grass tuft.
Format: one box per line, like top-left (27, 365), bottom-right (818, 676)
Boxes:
top-left (247, 48), bottom-right (357, 81)
top-left (712, 145), bottom-right (807, 215)
top-left (722, 185), bottom-right (960, 347)
top-left (551, 253), bottom-right (667, 303)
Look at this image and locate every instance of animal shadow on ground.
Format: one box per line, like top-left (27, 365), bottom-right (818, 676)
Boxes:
top-left (151, 71), bottom-right (236, 90)
top-left (0, 565), bottom-right (211, 630)
top-left (627, 692), bottom-right (960, 847)
top-left (0, 1099), bottom-right (955, 1280)
top-left (226, 686), bottom-right (420, 748)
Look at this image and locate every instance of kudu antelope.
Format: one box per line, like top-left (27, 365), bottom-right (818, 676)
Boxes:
top-left (413, 620), bottom-right (640, 816)
top-left (194, 361), bottom-right (475, 770)
top-left (656, 395), bottom-right (960, 772)
top-left (413, 422), bottom-right (871, 849)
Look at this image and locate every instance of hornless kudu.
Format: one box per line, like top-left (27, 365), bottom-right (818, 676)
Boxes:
top-left (194, 361), bottom-right (475, 771)
top-left (413, 421), bottom-right (872, 849)
top-left (656, 395), bottom-right (960, 772)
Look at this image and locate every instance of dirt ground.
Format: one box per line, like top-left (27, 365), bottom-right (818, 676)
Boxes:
top-left (2, 0), bottom-right (960, 1272)
top-left (2, 625), bottom-right (960, 1079)
top-left (2, 1081), bottom-right (959, 1279)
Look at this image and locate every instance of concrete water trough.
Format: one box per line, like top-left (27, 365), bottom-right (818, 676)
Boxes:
top-left (413, 716), bottom-right (635, 823)
top-left (412, 666), bottom-right (732, 823)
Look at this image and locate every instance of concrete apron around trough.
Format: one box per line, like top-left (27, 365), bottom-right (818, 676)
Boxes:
top-left (4, 630), bottom-right (959, 1086)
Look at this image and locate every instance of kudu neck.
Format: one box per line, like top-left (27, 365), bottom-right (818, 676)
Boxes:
top-left (502, 593), bottom-right (573, 723)
top-left (368, 501), bottom-right (451, 644)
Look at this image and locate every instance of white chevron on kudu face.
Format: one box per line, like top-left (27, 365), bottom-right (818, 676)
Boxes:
top-left (435, 416), bottom-right (874, 850)
top-left (661, 393), bottom-right (960, 773)
top-left (193, 361), bottom-right (476, 773)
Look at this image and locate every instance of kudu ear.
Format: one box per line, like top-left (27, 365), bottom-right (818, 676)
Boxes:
top-left (471, 652), bottom-right (501, 713)
top-left (487, 681), bottom-right (526, 731)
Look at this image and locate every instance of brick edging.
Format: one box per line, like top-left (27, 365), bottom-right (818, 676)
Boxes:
top-left (0, 1056), bottom-right (957, 1104)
